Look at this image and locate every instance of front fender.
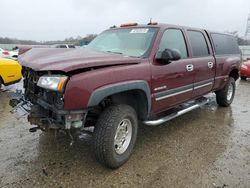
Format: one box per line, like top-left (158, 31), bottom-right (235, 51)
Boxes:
top-left (88, 80), bottom-right (151, 115)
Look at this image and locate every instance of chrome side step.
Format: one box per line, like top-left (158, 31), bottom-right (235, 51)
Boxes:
top-left (143, 97), bottom-right (210, 126)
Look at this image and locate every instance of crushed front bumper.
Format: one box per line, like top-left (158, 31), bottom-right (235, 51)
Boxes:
top-left (9, 90), bottom-right (87, 131)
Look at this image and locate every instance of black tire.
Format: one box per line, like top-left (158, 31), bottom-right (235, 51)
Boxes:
top-left (93, 104), bottom-right (138, 169)
top-left (216, 77), bottom-right (235, 107)
top-left (241, 76), bottom-right (247, 80)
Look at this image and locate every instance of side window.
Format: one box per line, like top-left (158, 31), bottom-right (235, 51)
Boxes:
top-left (211, 33), bottom-right (240, 55)
top-left (158, 29), bottom-right (188, 58)
top-left (187, 30), bottom-right (210, 57)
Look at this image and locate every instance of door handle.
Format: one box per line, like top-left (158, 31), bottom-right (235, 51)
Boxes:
top-left (186, 64), bottom-right (194, 72)
top-left (208, 62), bottom-right (214, 69)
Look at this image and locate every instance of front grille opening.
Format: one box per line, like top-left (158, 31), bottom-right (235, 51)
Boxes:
top-left (22, 67), bottom-right (64, 109)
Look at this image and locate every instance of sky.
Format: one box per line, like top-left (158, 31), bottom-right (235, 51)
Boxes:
top-left (1, 0), bottom-right (249, 41)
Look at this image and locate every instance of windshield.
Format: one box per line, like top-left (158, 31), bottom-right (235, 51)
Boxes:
top-left (86, 27), bottom-right (158, 57)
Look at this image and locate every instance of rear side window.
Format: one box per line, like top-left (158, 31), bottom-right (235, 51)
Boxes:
top-left (211, 33), bottom-right (240, 55)
top-left (187, 30), bottom-right (209, 57)
top-left (159, 29), bottom-right (188, 58)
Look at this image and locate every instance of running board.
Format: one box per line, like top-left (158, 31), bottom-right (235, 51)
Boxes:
top-left (143, 97), bottom-right (210, 126)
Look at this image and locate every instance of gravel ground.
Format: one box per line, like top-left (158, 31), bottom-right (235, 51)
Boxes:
top-left (0, 80), bottom-right (250, 188)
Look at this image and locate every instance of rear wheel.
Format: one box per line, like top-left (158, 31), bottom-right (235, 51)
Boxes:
top-left (93, 104), bottom-right (138, 169)
top-left (216, 77), bottom-right (235, 107)
top-left (241, 76), bottom-right (247, 80)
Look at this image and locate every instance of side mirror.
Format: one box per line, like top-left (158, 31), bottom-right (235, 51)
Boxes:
top-left (156, 48), bottom-right (181, 64)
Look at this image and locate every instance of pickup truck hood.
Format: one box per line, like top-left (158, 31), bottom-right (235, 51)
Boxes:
top-left (18, 48), bottom-right (141, 72)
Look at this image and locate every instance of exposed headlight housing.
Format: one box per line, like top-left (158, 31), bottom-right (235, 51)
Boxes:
top-left (37, 75), bottom-right (68, 92)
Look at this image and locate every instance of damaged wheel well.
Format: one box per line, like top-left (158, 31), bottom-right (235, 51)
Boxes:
top-left (109, 90), bottom-right (149, 120)
top-left (229, 69), bottom-right (239, 80)
top-left (87, 80), bottom-right (151, 120)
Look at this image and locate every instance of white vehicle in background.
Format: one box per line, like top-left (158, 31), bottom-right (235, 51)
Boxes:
top-left (0, 48), bottom-right (10, 58)
top-left (0, 48), bottom-right (18, 59)
top-left (9, 50), bottom-right (18, 59)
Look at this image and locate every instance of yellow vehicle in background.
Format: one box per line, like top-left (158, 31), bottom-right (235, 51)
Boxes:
top-left (0, 58), bottom-right (22, 88)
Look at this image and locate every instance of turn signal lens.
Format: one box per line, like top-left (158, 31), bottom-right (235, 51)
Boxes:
top-left (57, 77), bottom-right (68, 92)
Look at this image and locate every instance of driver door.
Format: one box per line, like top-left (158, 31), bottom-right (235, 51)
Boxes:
top-left (151, 28), bottom-right (194, 114)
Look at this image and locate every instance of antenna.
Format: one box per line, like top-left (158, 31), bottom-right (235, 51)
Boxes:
top-left (147, 18), bottom-right (157, 25)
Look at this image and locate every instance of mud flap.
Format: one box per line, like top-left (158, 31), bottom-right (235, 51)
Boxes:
top-left (8, 90), bottom-right (32, 119)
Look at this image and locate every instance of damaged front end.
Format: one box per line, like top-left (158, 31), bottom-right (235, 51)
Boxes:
top-left (9, 67), bottom-right (87, 132)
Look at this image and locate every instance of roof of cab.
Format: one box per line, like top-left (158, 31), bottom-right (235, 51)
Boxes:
top-left (110, 22), bottom-right (206, 31)
top-left (109, 22), bottom-right (229, 37)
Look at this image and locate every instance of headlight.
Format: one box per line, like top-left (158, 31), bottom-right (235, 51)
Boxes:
top-left (37, 75), bottom-right (68, 92)
top-left (241, 64), bottom-right (248, 69)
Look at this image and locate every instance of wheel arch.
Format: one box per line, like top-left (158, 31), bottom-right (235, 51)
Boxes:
top-left (87, 80), bottom-right (151, 120)
top-left (229, 68), bottom-right (239, 80)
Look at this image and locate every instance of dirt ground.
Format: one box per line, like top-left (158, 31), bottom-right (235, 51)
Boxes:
top-left (0, 80), bottom-right (250, 188)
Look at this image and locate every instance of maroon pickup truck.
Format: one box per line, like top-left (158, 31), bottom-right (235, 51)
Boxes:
top-left (11, 22), bottom-right (241, 168)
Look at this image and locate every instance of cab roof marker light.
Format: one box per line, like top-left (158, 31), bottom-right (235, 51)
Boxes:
top-left (120, 22), bottom-right (138, 27)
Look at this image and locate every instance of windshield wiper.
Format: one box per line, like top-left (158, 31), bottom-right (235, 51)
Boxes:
top-left (105, 51), bottom-right (123, 55)
top-left (105, 50), bottom-right (139, 58)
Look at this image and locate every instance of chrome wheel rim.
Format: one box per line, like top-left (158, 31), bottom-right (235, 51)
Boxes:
top-left (227, 83), bottom-right (233, 101)
top-left (114, 119), bottom-right (132, 155)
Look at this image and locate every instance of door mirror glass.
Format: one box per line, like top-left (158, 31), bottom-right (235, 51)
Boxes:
top-left (156, 48), bottom-right (181, 64)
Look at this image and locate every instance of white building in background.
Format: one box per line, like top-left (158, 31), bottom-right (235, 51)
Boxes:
top-left (240, 46), bottom-right (250, 60)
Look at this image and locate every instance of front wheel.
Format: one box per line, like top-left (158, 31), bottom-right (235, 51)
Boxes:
top-left (216, 77), bottom-right (236, 107)
top-left (93, 104), bottom-right (138, 169)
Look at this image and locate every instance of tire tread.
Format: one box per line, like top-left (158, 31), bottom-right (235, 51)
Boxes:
top-left (216, 77), bottom-right (235, 107)
top-left (93, 104), bottom-right (137, 168)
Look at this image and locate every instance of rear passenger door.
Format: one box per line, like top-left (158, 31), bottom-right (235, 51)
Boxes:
top-left (186, 30), bottom-right (215, 97)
